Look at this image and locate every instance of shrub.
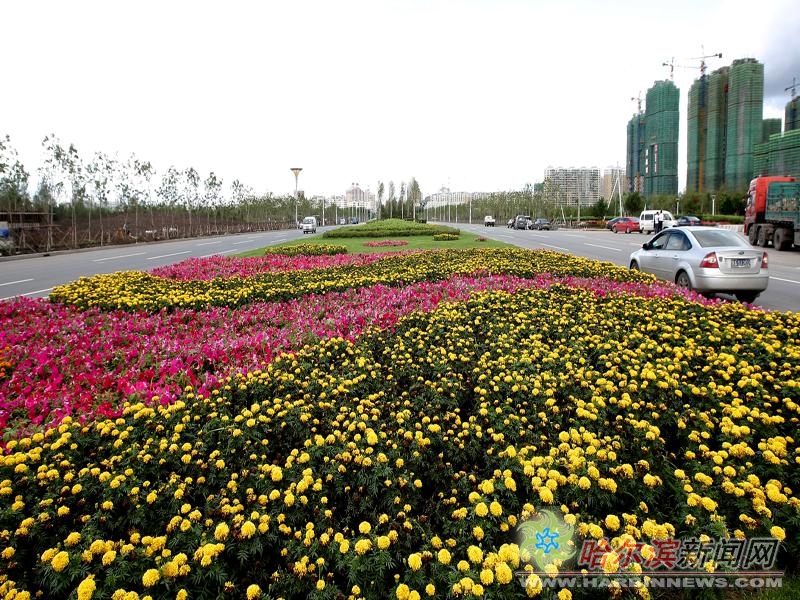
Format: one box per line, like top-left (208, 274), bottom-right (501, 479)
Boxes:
top-left (433, 233), bottom-right (459, 241)
top-left (263, 243), bottom-right (348, 257)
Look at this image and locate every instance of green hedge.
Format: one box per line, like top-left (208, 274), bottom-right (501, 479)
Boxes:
top-left (323, 218), bottom-right (459, 239)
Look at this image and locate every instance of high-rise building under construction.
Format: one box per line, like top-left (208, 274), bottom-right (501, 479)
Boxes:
top-left (642, 80), bottom-right (680, 197)
top-left (626, 110), bottom-right (645, 194)
top-left (686, 58), bottom-right (764, 193)
top-left (787, 97), bottom-right (799, 132)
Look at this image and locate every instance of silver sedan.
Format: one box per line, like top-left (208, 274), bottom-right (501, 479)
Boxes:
top-left (628, 226), bottom-right (769, 303)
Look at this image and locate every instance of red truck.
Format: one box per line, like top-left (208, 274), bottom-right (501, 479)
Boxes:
top-left (744, 176), bottom-right (800, 250)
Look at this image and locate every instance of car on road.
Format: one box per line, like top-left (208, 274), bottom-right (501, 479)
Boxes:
top-left (531, 218), bottom-right (551, 230)
top-left (608, 216), bottom-right (639, 234)
top-left (676, 215), bottom-right (701, 226)
top-left (514, 215), bottom-right (531, 230)
top-left (628, 226), bottom-right (768, 303)
top-left (484, 215), bottom-right (495, 227)
top-left (301, 216), bottom-right (317, 234)
top-left (638, 209), bottom-right (676, 233)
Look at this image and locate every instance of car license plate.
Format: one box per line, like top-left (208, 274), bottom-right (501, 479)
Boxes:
top-left (732, 258), bottom-right (750, 268)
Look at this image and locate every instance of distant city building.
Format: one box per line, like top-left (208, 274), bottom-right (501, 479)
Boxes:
top-left (626, 110), bottom-right (646, 194)
top-left (543, 167), bottom-right (600, 206)
top-left (753, 129), bottom-right (800, 181)
top-left (787, 97), bottom-right (799, 132)
top-left (424, 188), bottom-right (489, 208)
top-left (340, 183), bottom-right (376, 211)
top-left (601, 167), bottom-right (626, 203)
top-left (762, 118), bottom-right (782, 143)
top-left (643, 80), bottom-right (680, 197)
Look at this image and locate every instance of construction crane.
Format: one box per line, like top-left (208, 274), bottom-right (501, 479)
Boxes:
top-left (787, 77), bottom-right (798, 99)
top-left (630, 92), bottom-right (643, 113)
top-left (662, 48), bottom-right (722, 79)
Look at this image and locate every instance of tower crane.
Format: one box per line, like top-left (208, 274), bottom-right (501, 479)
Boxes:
top-left (630, 92), bottom-right (643, 113)
top-left (786, 77), bottom-right (798, 99)
top-left (662, 48), bottom-right (722, 79)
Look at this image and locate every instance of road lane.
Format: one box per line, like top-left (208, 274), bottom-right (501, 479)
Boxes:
top-left (463, 223), bottom-right (800, 312)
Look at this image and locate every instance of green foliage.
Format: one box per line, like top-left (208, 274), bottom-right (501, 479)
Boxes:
top-left (323, 218), bottom-right (459, 239)
top-left (432, 232), bottom-right (459, 241)
top-left (262, 243), bottom-right (348, 257)
top-left (623, 192), bottom-right (644, 215)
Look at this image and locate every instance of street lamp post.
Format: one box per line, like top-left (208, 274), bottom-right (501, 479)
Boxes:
top-left (290, 167), bottom-right (303, 227)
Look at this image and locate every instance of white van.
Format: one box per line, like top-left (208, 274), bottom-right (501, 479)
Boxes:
top-left (301, 216), bottom-right (317, 234)
top-left (638, 210), bottom-right (676, 234)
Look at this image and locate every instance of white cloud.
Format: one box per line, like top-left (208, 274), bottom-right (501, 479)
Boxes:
top-left (2, 0), bottom-right (797, 197)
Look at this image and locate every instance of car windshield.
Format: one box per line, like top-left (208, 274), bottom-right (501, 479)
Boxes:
top-left (692, 230), bottom-right (749, 248)
top-left (303, 218), bottom-right (314, 224)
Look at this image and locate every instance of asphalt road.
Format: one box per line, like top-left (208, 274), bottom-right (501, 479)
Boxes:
top-left (1, 224), bottom-right (799, 313)
top-left (0, 228), bottom-right (314, 301)
top-left (463, 223), bottom-right (800, 313)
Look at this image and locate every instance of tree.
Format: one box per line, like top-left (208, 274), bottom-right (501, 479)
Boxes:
top-left (184, 167), bottom-right (200, 236)
top-left (0, 135), bottom-right (30, 211)
top-left (387, 181), bottom-right (396, 219)
top-left (399, 182), bottom-right (406, 219)
top-left (593, 197), bottom-right (608, 219)
top-left (408, 178), bottom-right (422, 220)
top-left (86, 151), bottom-right (116, 245)
top-left (377, 181), bottom-right (385, 220)
top-left (623, 192), bottom-right (644, 216)
top-left (204, 171), bottom-right (222, 232)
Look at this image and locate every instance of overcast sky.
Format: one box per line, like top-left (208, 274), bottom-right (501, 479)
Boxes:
top-left (2, 0), bottom-right (798, 198)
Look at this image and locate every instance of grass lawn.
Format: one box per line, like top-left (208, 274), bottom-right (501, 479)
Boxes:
top-left (237, 231), bottom-right (512, 256)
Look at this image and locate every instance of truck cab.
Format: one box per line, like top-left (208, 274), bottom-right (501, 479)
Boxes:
top-left (744, 176), bottom-right (799, 250)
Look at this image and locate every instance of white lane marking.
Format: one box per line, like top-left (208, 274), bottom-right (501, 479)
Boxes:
top-left (199, 250), bottom-right (237, 258)
top-left (232, 240), bottom-right (254, 245)
top-left (147, 251), bottom-right (191, 261)
top-left (92, 252), bottom-right (147, 262)
top-left (0, 278), bottom-right (34, 287)
top-left (537, 243), bottom-right (570, 252)
top-left (562, 234), bottom-right (583, 238)
top-left (585, 243), bottom-right (622, 252)
top-left (196, 241), bottom-right (222, 246)
top-left (770, 276), bottom-right (800, 285)
top-left (1, 287), bottom-right (53, 300)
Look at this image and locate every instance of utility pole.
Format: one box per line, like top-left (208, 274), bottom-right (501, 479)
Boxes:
top-left (290, 167), bottom-right (302, 227)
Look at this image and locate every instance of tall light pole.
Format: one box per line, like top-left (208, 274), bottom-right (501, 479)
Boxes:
top-left (290, 167), bottom-right (302, 227)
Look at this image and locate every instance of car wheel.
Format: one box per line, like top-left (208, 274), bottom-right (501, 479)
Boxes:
top-left (735, 291), bottom-right (759, 304)
top-left (748, 225), bottom-right (758, 245)
top-left (612, 226), bottom-right (618, 233)
top-left (675, 271), bottom-right (692, 290)
top-left (629, 261), bottom-right (639, 270)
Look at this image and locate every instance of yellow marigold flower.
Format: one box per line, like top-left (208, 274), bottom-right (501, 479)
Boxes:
top-left (142, 568), bottom-right (160, 587)
top-left (475, 502), bottom-right (489, 517)
top-left (1, 547), bottom-right (14, 560)
top-left (473, 526), bottom-right (485, 541)
top-left (177, 590), bottom-right (189, 600)
top-left (102, 550), bottom-right (117, 566)
top-left (51, 550), bottom-right (70, 572)
top-left (538, 487), bottom-right (554, 504)
top-left (65, 532), bottom-right (82, 547)
top-left (480, 568), bottom-right (494, 585)
top-left (558, 589), bottom-right (572, 600)
top-left (577, 476), bottom-right (591, 490)
top-left (408, 552), bottom-right (422, 570)
top-left (316, 580), bottom-right (325, 591)
top-left (77, 575), bottom-right (96, 600)
top-left (339, 539), bottom-right (350, 554)
top-left (425, 584), bottom-right (435, 596)
top-left (770, 526), bottom-right (786, 541)
top-left (271, 467), bottom-right (283, 482)
top-left (490, 501), bottom-right (503, 517)
top-left (396, 583), bottom-right (411, 600)
top-left (605, 515), bottom-right (621, 531)
top-left (246, 584), bottom-right (261, 600)
top-left (355, 539), bottom-right (372, 555)
top-left (468, 545), bottom-right (483, 564)
top-left (241, 521), bottom-right (256, 538)
top-left (438, 548), bottom-right (451, 565)
top-left (214, 522), bottom-right (230, 541)
top-left (495, 562), bottom-right (513, 584)
top-left (377, 535), bottom-right (391, 550)
top-left (358, 521), bottom-right (372, 534)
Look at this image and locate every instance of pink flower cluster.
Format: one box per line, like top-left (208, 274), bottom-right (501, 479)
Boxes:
top-left (362, 240), bottom-right (409, 247)
top-left (0, 273), bottom-right (715, 436)
top-left (150, 253), bottom-right (398, 281)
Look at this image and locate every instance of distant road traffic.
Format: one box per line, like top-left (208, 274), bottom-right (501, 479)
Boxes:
top-left (1, 223), bottom-right (798, 312)
top-left (462, 223), bottom-right (800, 313)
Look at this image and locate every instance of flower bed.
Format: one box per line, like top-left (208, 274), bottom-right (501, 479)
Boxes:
top-left (262, 243), bottom-right (348, 257)
top-left (363, 240), bottom-right (409, 248)
top-left (1, 247), bottom-right (799, 600)
top-left (50, 248), bottom-right (655, 311)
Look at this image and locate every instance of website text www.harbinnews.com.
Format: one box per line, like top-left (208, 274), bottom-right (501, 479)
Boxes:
top-left (515, 572), bottom-right (784, 590)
